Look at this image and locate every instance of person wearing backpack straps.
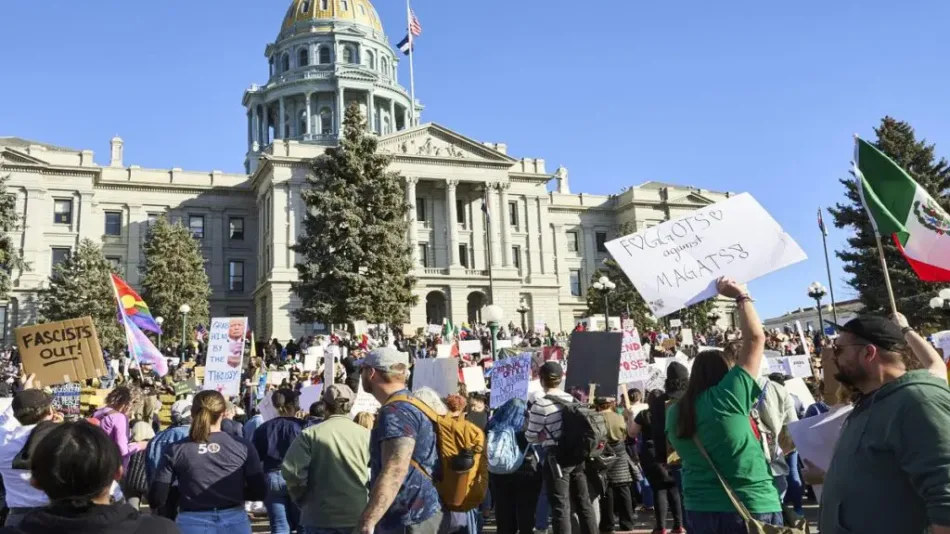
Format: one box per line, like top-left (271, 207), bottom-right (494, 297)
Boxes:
top-left (665, 277), bottom-right (790, 533)
top-left (355, 348), bottom-right (444, 534)
top-left (525, 361), bottom-right (598, 534)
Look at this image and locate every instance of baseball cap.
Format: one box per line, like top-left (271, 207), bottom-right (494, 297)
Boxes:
top-left (357, 347), bottom-right (409, 371)
top-left (539, 361), bottom-right (563, 380)
top-left (171, 400), bottom-right (193, 422)
top-left (13, 389), bottom-right (52, 417)
top-left (826, 315), bottom-right (905, 351)
top-left (323, 384), bottom-right (355, 404)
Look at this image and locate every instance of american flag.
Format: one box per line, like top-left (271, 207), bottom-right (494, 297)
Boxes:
top-left (195, 324), bottom-right (208, 342)
top-left (818, 207), bottom-right (828, 237)
top-left (409, 10), bottom-right (422, 36)
top-left (481, 187), bottom-right (491, 221)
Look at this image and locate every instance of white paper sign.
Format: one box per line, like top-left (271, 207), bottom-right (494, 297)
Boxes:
top-left (353, 320), bottom-right (368, 336)
top-left (795, 321), bottom-right (809, 354)
top-left (412, 358), bottom-right (459, 398)
top-left (304, 346), bottom-right (323, 372)
top-left (268, 370), bottom-right (290, 385)
top-left (681, 328), bottom-right (694, 346)
top-left (605, 193), bottom-right (807, 317)
top-left (784, 377), bottom-right (816, 408)
top-left (768, 357), bottom-right (791, 376)
top-left (427, 324), bottom-right (442, 335)
top-left (349, 380), bottom-right (381, 417)
top-left (645, 363), bottom-right (667, 392)
top-left (496, 339), bottom-right (513, 349)
top-left (618, 322), bottom-right (649, 384)
top-left (324, 346), bottom-right (337, 386)
top-left (461, 366), bottom-right (487, 392)
top-left (459, 340), bottom-right (482, 354)
top-left (299, 384), bottom-right (324, 413)
top-left (436, 344), bottom-right (453, 358)
top-left (490, 354), bottom-right (531, 408)
top-left (670, 319), bottom-right (683, 328)
top-left (534, 320), bottom-right (546, 333)
top-left (786, 355), bottom-right (813, 379)
top-left (259, 391), bottom-right (279, 421)
top-left (786, 404), bottom-right (853, 471)
top-left (202, 317), bottom-right (247, 397)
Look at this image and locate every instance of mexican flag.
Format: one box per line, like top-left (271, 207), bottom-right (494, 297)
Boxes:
top-left (854, 137), bottom-right (950, 281)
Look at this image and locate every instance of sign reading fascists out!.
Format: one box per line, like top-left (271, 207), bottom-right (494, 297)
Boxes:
top-left (16, 317), bottom-right (106, 388)
top-left (604, 193), bottom-right (807, 317)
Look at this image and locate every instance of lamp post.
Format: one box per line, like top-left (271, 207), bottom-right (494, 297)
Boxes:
top-left (707, 310), bottom-right (721, 330)
top-left (483, 304), bottom-right (505, 360)
top-left (928, 288), bottom-right (950, 314)
top-left (592, 276), bottom-right (617, 331)
top-left (807, 282), bottom-right (828, 333)
top-left (179, 304), bottom-right (191, 353)
top-left (516, 300), bottom-right (530, 333)
top-left (155, 316), bottom-right (165, 349)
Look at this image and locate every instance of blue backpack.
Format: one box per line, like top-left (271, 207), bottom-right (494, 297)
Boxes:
top-left (486, 427), bottom-right (525, 475)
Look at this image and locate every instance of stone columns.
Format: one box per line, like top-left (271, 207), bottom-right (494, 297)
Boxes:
top-left (525, 196), bottom-right (541, 277)
top-left (305, 92), bottom-right (312, 137)
top-left (389, 99), bottom-right (396, 134)
top-left (263, 104), bottom-right (271, 144)
top-left (367, 90), bottom-right (375, 133)
top-left (337, 86), bottom-right (345, 134)
top-left (126, 204), bottom-right (146, 285)
top-left (446, 180), bottom-right (460, 268)
top-left (209, 209), bottom-right (224, 291)
top-left (252, 107), bottom-right (261, 147)
top-left (487, 184), bottom-right (501, 268)
top-left (552, 223), bottom-right (567, 295)
top-left (499, 183), bottom-right (511, 267)
top-left (405, 108), bottom-right (411, 130)
top-left (246, 111), bottom-right (253, 149)
top-left (406, 178), bottom-right (418, 266)
top-left (278, 98), bottom-right (286, 139)
top-left (539, 197), bottom-right (556, 274)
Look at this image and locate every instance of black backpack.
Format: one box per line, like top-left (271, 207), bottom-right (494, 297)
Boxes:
top-left (546, 395), bottom-right (608, 467)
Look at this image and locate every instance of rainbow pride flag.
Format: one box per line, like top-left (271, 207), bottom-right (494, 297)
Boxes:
top-left (111, 274), bottom-right (162, 334)
top-left (120, 313), bottom-right (168, 377)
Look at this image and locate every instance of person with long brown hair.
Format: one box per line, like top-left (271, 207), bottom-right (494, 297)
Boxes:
top-left (666, 277), bottom-right (783, 532)
top-left (93, 385), bottom-right (148, 471)
top-left (149, 390), bottom-right (266, 534)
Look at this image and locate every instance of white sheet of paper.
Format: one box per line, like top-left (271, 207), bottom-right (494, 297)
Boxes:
top-left (349, 380), bottom-right (381, 417)
top-left (496, 339), bottom-right (513, 349)
top-left (461, 366), bottom-right (487, 392)
top-left (436, 344), bottom-right (453, 358)
top-left (458, 340), bottom-right (482, 354)
top-left (670, 319), bottom-right (682, 328)
top-left (681, 328), bottom-right (694, 346)
top-left (299, 384), bottom-right (324, 413)
top-left (412, 358), bottom-right (459, 398)
top-left (784, 377), bottom-right (816, 408)
top-left (786, 404), bottom-right (853, 471)
top-left (605, 193), bottom-right (807, 317)
top-left (304, 346), bottom-right (323, 372)
top-left (259, 391), bottom-right (279, 421)
top-left (786, 355), bottom-right (813, 379)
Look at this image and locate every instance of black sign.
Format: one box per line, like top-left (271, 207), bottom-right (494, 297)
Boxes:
top-left (564, 332), bottom-right (623, 397)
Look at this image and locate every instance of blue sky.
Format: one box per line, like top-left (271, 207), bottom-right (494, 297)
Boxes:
top-left (2, 0), bottom-right (949, 319)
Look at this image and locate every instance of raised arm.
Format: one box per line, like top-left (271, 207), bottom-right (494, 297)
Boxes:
top-left (717, 277), bottom-right (765, 377)
top-left (358, 436), bottom-right (415, 534)
top-left (892, 313), bottom-right (946, 381)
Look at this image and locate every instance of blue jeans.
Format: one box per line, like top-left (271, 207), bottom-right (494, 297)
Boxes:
top-left (534, 449), bottom-right (550, 530)
top-left (784, 451), bottom-right (803, 514)
top-left (265, 470), bottom-right (301, 534)
top-left (686, 511), bottom-right (784, 534)
top-left (671, 465), bottom-right (691, 532)
top-left (638, 478), bottom-right (654, 508)
top-left (177, 507), bottom-right (252, 534)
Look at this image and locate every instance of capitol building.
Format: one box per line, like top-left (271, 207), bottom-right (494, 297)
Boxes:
top-left (0, 0), bottom-right (731, 343)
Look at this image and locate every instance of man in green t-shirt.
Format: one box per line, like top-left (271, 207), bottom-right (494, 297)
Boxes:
top-left (665, 277), bottom-right (784, 529)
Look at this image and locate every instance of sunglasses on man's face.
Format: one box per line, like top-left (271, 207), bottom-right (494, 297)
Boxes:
top-left (832, 343), bottom-right (867, 357)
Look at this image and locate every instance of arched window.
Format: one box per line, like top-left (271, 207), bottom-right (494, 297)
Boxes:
top-left (319, 107), bottom-right (333, 135)
top-left (298, 48), bottom-right (309, 67)
top-left (343, 45), bottom-right (356, 64)
top-left (381, 58), bottom-right (389, 77)
top-left (320, 0), bottom-right (328, 9)
top-left (281, 53), bottom-right (290, 73)
top-left (300, 0), bottom-right (311, 13)
top-left (299, 110), bottom-right (309, 136)
top-left (358, 4), bottom-right (366, 15)
top-left (341, 0), bottom-right (349, 10)
top-left (366, 50), bottom-right (375, 70)
top-left (319, 46), bottom-right (331, 64)
top-left (269, 57), bottom-right (275, 76)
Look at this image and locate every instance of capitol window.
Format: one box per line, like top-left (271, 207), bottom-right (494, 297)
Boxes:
top-left (595, 231), bottom-right (607, 252)
top-left (104, 211), bottom-right (122, 236)
top-left (569, 269), bottom-right (582, 296)
top-left (366, 50), bottom-right (375, 70)
top-left (51, 247), bottom-right (71, 271)
top-left (189, 215), bottom-right (205, 239)
top-left (358, 4), bottom-right (365, 15)
top-left (53, 199), bottom-right (72, 225)
top-left (343, 45), bottom-right (357, 64)
top-left (383, 116), bottom-right (391, 135)
top-left (281, 53), bottom-right (290, 73)
top-left (341, 0), bottom-right (349, 10)
top-left (566, 231), bottom-right (578, 252)
top-left (320, 0), bottom-right (328, 9)
top-left (300, 0), bottom-right (311, 12)
top-left (229, 261), bottom-right (245, 292)
top-left (319, 46), bottom-right (331, 64)
top-left (319, 107), bottom-right (333, 134)
top-left (298, 48), bottom-right (309, 67)
top-left (229, 217), bottom-right (245, 240)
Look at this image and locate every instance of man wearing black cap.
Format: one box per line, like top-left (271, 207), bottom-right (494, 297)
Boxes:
top-left (525, 360), bottom-right (598, 534)
top-left (818, 312), bottom-right (950, 534)
top-left (0, 374), bottom-right (61, 527)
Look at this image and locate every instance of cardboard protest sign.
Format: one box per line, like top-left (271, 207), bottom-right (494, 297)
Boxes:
top-left (436, 344), bottom-right (453, 358)
top-left (767, 356), bottom-right (791, 376)
top-left (670, 319), bottom-right (682, 328)
top-left (605, 193), bottom-right (807, 317)
top-left (353, 320), bottom-right (368, 336)
top-left (304, 346), bottom-right (322, 372)
top-left (681, 328), bottom-right (694, 346)
top-left (458, 340), bottom-right (482, 354)
top-left (786, 355), bottom-right (812, 379)
top-left (175, 378), bottom-right (199, 397)
top-left (496, 339), bottom-right (513, 349)
top-left (490, 353), bottom-right (531, 408)
top-left (462, 366), bottom-right (487, 392)
top-left (268, 370), bottom-right (289, 385)
top-left (565, 332), bottom-right (623, 396)
top-left (795, 321), bottom-right (810, 354)
top-left (534, 320), bottom-right (546, 333)
top-left (202, 317), bottom-right (247, 397)
top-left (299, 384), bottom-right (324, 413)
top-left (645, 363), bottom-right (667, 392)
top-left (324, 346), bottom-right (337, 386)
top-left (821, 348), bottom-right (840, 402)
top-left (16, 317), bottom-right (106, 388)
top-left (51, 383), bottom-right (82, 416)
top-left (618, 323), bottom-right (649, 384)
top-left (412, 358), bottom-right (459, 398)
top-left (259, 391), bottom-right (279, 421)
top-left (784, 377), bottom-right (816, 408)
top-left (427, 324), bottom-right (442, 335)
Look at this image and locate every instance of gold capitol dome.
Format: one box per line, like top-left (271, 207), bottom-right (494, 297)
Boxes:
top-left (281, 0), bottom-right (384, 33)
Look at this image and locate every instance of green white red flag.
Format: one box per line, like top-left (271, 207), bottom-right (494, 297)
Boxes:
top-left (854, 137), bottom-right (950, 281)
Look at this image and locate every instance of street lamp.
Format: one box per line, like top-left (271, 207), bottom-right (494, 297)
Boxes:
top-left (928, 288), bottom-right (950, 312)
top-left (592, 276), bottom-right (617, 331)
top-left (707, 310), bottom-right (721, 330)
top-left (155, 316), bottom-right (165, 349)
top-left (179, 304), bottom-right (191, 354)
top-left (807, 282), bottom-right (828, 333)
top-left (516, 299), bottom-right (530, 333)
top-left (483, 304), bottom-right (505, 359)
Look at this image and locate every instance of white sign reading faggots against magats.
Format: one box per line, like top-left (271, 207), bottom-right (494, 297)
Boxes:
top-left (605, 193), bottom-right (806, 318)
top-left (203, 317), bottom-right (247, 397)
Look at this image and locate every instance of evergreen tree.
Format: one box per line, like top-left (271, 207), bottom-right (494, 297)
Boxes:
top-left (140, 216), bottom-right (211, 345)
top-left (0, 174), bottom-right (27, 300)
top-left (292, 103), bottom-right (417, 326)
top-left (829, 117), bottom-right (950, 331)
top-left (586, 258), bottom-right (651, 329)
top-left (38, 239), bottom-right (124, 354)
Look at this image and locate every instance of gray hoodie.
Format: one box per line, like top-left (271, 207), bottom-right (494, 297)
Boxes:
top-left (819, 369), bottom-right (950, 533)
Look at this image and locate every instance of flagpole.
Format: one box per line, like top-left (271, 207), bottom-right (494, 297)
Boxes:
top-left (406, 0), bottom-right (416, 126)
top-left (854, 134), bottom-right (899, 317)
top-left (819, 207), bottom-right (839, 324)
top-left (875, 234), bottom-right (900, 317)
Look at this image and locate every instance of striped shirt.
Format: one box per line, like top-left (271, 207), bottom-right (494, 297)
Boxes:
top-left (525, 389), bottom-right (575, 447)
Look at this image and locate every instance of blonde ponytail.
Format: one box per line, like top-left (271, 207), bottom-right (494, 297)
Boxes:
top-left (189, 390), bottom-right (226, 443)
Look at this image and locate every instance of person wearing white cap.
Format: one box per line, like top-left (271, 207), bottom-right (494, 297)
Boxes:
top-left (146, 398), bottom-right (192, 520)
top-left (282, 384), bottom-right (370, 534)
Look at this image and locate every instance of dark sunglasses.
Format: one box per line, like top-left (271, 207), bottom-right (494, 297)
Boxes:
top-left (832, 343), bottom-right (867, 356)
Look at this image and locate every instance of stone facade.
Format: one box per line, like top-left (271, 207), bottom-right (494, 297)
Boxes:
top-left (0, 0), bottom-right (733, 344)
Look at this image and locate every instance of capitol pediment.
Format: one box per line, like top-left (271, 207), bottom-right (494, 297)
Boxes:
top-left (0, 148), bottom-right (48, 167)
top-left (666, 191), bottom-right (718, 205)
top-left (377, 123), bottom-right (516, 165)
